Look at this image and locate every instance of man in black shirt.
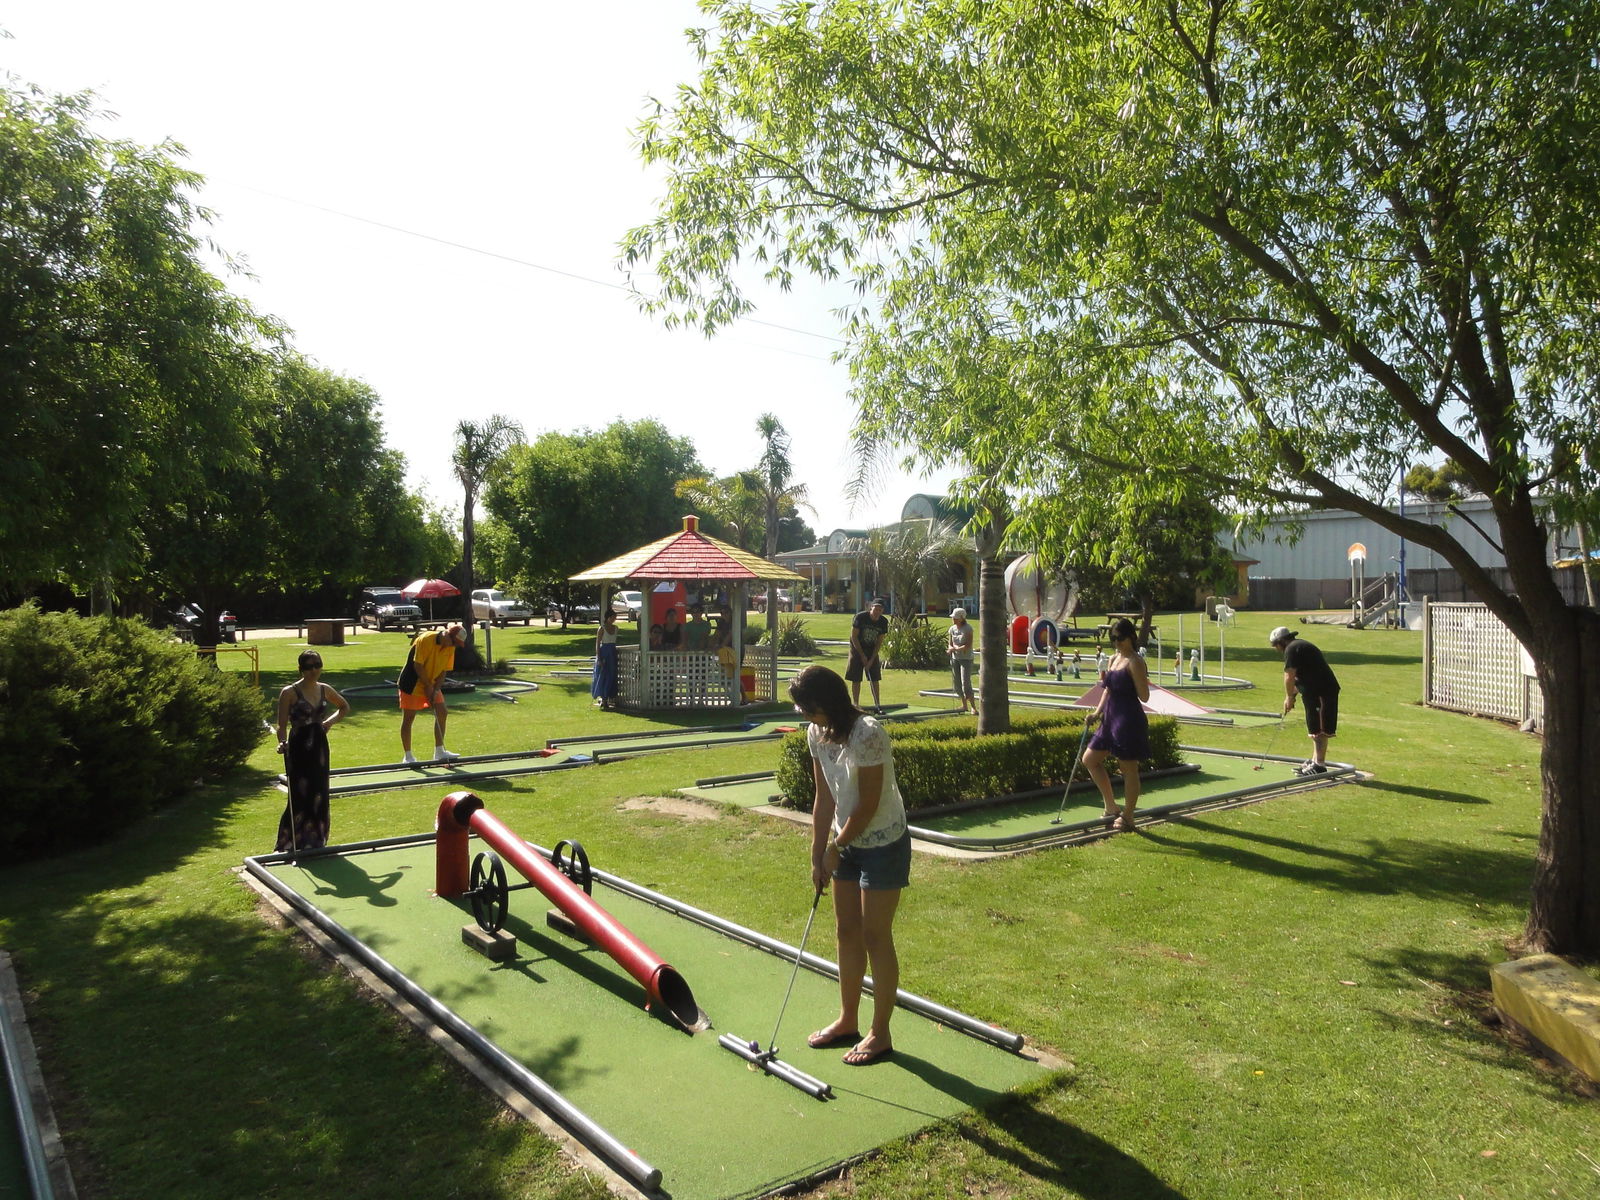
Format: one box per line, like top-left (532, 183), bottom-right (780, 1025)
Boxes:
top-left (847, 599), bottom-right (890, 712)
top-left (1270, 626), bottom-right (1341, 775)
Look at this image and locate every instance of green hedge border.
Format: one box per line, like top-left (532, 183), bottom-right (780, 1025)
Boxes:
top-left (775, 710), bottom-right (1183, 812)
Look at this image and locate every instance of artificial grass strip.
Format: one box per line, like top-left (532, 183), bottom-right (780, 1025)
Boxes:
top-left (263, 843), bottom-right (1049, 1200)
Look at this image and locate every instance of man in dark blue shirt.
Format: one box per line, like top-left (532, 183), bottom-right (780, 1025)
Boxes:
top-left (1270, 626), bottom-right (1341, 775)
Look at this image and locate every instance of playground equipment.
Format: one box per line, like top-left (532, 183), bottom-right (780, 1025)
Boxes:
top-left (435, 792), bottom-right (705, 1032)
top-left (1005, 554), bottom-right (1077, 676)
top-left (1004, 553), bottom-right (1076, 622)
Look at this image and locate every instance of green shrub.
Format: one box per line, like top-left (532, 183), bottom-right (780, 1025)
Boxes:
top-left (880, 619), bottom-right (946, 670)
top-left (775, 711), bottom-right (1183, 812)
top-left (756, 615), bottom-right (820, 656)
top-left (0, 605), bottom-right (266, 862)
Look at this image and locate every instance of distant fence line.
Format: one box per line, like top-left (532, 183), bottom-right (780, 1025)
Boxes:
top-left (1421, 600), bottom-right (1543, 731)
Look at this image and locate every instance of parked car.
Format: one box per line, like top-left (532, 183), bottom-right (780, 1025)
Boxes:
top-left (471, 588), bottom-right (534, 626)
top-left (546, 600), bottom-right (601, 624)
top-left (358, 586), bottom-right (422, 631)
top-left (753, 588), bottom-right (793, 612)
top-left (611, 590), bottom-right (643, 621)
top-left (171, 603), bottom-right (238, 643)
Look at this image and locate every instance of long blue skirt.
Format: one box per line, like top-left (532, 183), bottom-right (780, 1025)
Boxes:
top-left (591, 643), bottom-right (618, 701)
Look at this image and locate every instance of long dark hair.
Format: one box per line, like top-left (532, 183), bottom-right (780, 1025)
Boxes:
top-left (788, 664), bottom-right (861, 743)
top-left (1110, 617), bottom-right (1137, 645)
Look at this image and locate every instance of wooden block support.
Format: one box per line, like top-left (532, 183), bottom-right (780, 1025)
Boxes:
top-left (461, 924), bottom-right (518, 962)
top-left (546, 908), bottom-right (592, 943)
top-left (1490, 953), bottom-right (1600, 1082)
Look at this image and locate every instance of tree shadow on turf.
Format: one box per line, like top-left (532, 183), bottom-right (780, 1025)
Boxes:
top-left (1137, 818), bottom-right (1531, 909)
top-left (1355, 778), bottom-right (1491, 805)
top-left (951, 1086), bottom-right (1190, 1199)
top-left (1357, 943), bottom-right (1600, 1102)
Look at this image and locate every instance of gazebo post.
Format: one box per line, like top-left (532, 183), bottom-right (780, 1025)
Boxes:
top-left (766, 576), bottom-right (779, 703)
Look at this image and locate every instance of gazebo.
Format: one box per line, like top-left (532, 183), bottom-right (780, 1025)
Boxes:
top-left (569, 516), bottom-right (807, 710)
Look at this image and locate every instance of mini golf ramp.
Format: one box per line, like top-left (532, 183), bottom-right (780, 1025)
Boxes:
top-left (243, 818), bottom-right (1048, 1199)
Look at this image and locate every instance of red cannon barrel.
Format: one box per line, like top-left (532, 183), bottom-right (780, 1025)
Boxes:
top-left (435, 792), bottom-right (703, 1031)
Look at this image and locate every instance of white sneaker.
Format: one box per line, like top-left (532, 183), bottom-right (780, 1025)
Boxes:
top-left (401, 751), bottom-right (419, 765)
top-left (434, 746), bottom-right (462, 762)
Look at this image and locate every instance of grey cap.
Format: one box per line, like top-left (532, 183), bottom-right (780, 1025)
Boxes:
top-left (950, 607), bottom-right (966, 620)
top-left (1268, 626), bottom-right (1295, 646)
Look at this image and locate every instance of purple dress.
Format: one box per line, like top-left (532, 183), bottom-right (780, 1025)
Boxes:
top-left (1088, 665), bottom-right (1150, 761)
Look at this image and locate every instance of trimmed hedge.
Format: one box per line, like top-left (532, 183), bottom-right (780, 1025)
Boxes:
top-left (0, 605), bottom-right (266, 862)
top-left (775, 710), bottom-right (1183, 813)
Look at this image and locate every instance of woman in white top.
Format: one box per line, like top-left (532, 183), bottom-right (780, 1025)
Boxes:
top-left (946, 607), bottom-right (976, 713)
top-left (788, 665), bottom-right (909, 1067)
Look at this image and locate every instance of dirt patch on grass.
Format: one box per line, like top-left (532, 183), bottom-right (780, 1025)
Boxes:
top-left (617, 795), bottom-right (720, 821)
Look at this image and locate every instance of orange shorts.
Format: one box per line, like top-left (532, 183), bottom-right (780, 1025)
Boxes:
top-left (398, 687), bottom-right (441, 711)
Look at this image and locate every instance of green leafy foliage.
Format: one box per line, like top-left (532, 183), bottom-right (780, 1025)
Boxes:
top-left (628, 0), bottom-right (1600, 952)
top-left (775, 711), bottom-right (1181, 812)
top-left (879, 618), bottom-right (946, 670)
top-left (0, 606), bottom-right (265, 861)
top-left (1, 85), bottom-right (278, 594)
top-left (487, 420), bottom-right (705, 602)
top-left (755, 614), bottom-right (820, 656)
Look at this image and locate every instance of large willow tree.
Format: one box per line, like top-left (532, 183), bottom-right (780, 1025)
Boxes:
top-left (628, 0), bottom-right (1600, 953)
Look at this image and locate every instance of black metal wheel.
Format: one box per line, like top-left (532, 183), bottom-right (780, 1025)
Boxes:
top-left (469, 851), bottom-right (509, 933)
top-left (549, 839), bottom-right (592, 895)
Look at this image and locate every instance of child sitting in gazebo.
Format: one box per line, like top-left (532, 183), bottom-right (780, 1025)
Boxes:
top-left (714, 623), bottom-right (743, 704)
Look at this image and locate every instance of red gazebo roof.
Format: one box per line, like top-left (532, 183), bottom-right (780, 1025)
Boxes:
top-left (569, 516), bottom-right (807, 584)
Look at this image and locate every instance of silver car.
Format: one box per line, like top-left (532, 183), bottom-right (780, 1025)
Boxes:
top-left (471, 588), bottom-right (534, 626)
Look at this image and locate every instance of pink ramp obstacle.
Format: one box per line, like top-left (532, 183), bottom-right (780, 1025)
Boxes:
top-left (435, 792), bottom-right (703, 1031)
top-left (1073, 682), bottom-right (1216, 718)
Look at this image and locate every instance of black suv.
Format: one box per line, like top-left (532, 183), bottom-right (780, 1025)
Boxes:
top-left (359, 587), bottom-right (422, 631)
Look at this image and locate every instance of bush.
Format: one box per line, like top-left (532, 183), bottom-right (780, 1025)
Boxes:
top-left (775, 711), bottom-right (1183, 812)
top-left (755, 615), bottom-right (820, 656)
top-left (880, 619), bottom-right (946, 670)
top-left (0, 606), bottom-right (266, 862)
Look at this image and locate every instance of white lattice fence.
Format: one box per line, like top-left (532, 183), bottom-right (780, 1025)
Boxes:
top-left (1423, 601), bottom-right (1543, 728)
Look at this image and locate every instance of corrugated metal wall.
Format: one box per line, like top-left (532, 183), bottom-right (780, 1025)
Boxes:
top-left (1227, 498), bottom-right (1532, 580)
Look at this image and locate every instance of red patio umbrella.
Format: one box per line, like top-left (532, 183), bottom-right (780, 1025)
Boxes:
top-left (399, 578), bottom-right (461, 620)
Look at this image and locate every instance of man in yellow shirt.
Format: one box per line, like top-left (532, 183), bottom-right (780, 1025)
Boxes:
top-left (398, 623), bottom-right (466, 764)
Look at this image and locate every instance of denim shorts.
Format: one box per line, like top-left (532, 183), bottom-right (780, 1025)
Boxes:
top-left (834, 831), bottom-right (912, 891)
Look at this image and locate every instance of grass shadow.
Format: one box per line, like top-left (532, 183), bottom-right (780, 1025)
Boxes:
top-left (953, 1084), bottom-right (1190, 1199)
top-left (1139, 817), bottom-right (1532, 908)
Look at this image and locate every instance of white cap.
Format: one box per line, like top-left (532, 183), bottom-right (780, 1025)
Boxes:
top-left (950, 607), bottom-right (966, 620)
top-left (1268, 626), bottom-right (1294, 646)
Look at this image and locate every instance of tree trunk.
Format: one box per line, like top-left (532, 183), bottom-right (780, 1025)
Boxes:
top-left (974, 507), bottom-right (1010, 734)
top-left (1524, 604), bottom-right (1600, 955)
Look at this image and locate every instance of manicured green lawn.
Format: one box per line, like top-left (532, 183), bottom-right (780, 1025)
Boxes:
top-left (0, 611), bottom-right (1593, 1199)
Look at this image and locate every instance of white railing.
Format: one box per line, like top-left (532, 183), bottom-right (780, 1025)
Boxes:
top-left (1422, 600), bottom-right (1543, 730)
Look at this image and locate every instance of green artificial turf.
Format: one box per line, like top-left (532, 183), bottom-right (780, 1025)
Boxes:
top-left (0, 611), bottom-right (1596, 1199)
top-left (262, 842), bottom-right (1047, 1200)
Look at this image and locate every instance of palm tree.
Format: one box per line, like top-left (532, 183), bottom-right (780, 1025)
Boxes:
top-left (850, 520), bottom-right (969, 621)
top-left (453, 415), bottom-right (524, 645)
top-left (743, 415), bottom-right (814, 645)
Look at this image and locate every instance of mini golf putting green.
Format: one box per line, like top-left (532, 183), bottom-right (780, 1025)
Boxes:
top-left (910, 748), bottom-right (1355, 849)
top-left (249, 837), bottom-right (1050, 1199)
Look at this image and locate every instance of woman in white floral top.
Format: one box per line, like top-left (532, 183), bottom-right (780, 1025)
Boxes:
top-left (788, 665), bottom-right (910, 1067)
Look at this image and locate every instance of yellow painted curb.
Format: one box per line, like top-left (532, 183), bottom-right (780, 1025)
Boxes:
top-left (1490, 953), bottom-right (1600, 1082)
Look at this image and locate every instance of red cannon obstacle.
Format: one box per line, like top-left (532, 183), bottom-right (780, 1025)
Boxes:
top-left (435, 791), bottom-right (704, 1031)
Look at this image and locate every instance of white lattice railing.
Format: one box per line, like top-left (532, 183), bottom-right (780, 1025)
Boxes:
top-left (616, 648), bottom-right (775, 709)
top-left (1423, 601), bottom-right (1543, 729)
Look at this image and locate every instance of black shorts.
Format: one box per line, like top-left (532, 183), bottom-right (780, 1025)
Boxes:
top-left (845, 650), bottom-right (881, 683)
top-left (1302, 690), bottom-right (1339, 738)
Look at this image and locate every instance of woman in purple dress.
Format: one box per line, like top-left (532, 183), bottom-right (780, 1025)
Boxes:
top-left (1084, 618), bottom-right (1150, 832)
top-left (274, 650), bottom-right (349, 853)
